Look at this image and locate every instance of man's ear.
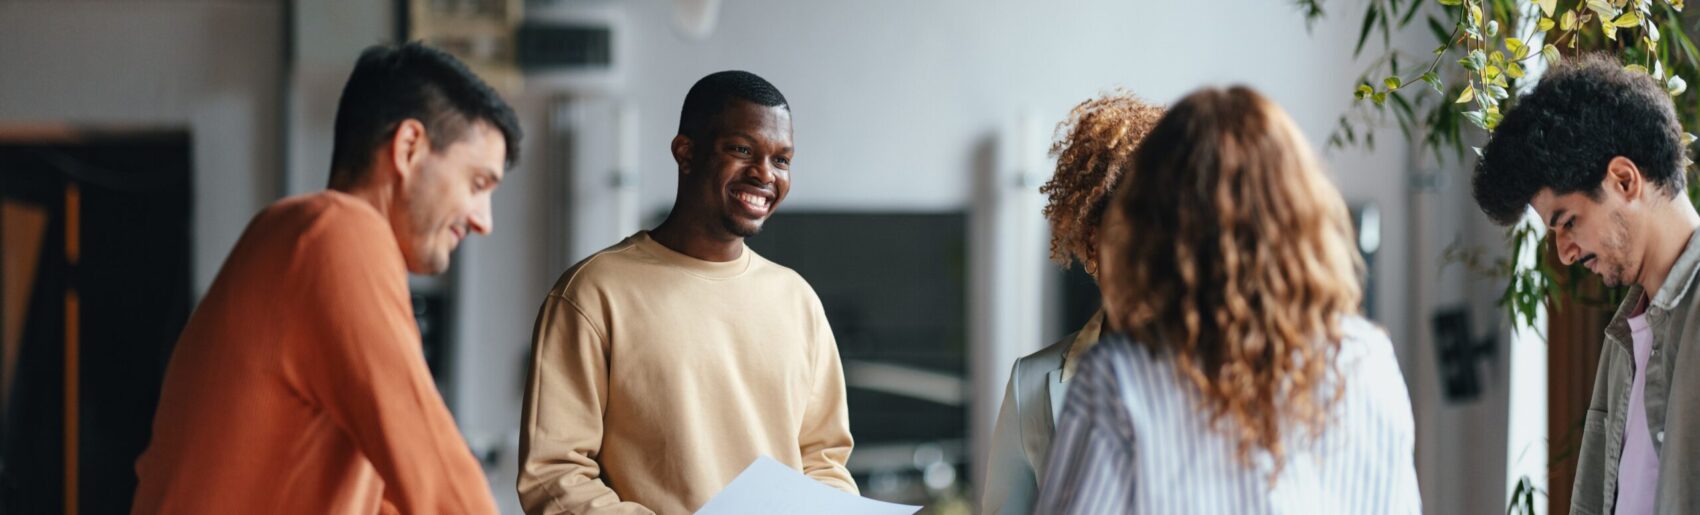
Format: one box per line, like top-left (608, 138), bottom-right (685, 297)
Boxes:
top-left (1604, 156), bottom-right (1644, 202)
top-left (671, 134), bottom-right (694, 176)
top-left (390, 119), bottom-right (430, 183)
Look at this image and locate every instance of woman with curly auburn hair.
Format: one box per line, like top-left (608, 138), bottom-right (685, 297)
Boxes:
top-left (981, 90), bottom-right (1164, 515)
top-left (1033, 86), bottom-right (1420, 514)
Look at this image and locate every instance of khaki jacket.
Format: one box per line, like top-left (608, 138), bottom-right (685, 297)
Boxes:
top-left (1573, 230), bottom-right (1700, 514)
top-left (980, 312), bottom-right (1103, 515)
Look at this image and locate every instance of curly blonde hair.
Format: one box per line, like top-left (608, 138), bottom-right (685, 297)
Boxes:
top-left (1098, 86), bottom-right (1364, 477)
top-left (1041, 90), bottom-right (1166, 275)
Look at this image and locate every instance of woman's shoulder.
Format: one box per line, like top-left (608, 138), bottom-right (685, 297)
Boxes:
top-left (1332, 315), bottom-right (1415, 429)
top-left (1070, 334), bottom-right (1166, 397)
top-left (1334, 315), bottom-right (1401, 375)
top-left (1077, 333), bottom-right (1155, 369)
top-left (1016, 332), bottom-right (1074, 374)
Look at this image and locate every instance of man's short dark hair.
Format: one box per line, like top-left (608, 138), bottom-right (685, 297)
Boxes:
top-left (1473, 54), bottom-right (1687, 225)
top-left (328, 42), bottom-right (522, 185)
top-left (676, 71), bottom-right (788, 142)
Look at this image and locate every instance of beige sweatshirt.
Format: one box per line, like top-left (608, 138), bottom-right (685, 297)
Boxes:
top-left (518, 231), bottom-right (856, 515)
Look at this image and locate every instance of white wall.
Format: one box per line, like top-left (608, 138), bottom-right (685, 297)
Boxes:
top-left (1406, 150), bottom-right (1519, 515)
top-left (0, 1), bottom-right (285, 295)
top-left (0, 1), bottom-right (1528, 513)
top-left (596, 0), bottom-right (1423, 385)
top-left (458, 0), bottom-right (1470, 512)
top-left (286, 0), bottom-right (394, 196)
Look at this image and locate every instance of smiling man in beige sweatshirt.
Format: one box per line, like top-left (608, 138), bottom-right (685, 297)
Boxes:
top-left (517, 71), bottom-right (855, 515)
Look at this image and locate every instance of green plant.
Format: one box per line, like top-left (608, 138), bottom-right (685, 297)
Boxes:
top-left (1297, 0), bottom-right (1700, 328)
top-left (1295, 2), bottom-right (1700, 514)
top-left (1506, 474), bottom-right (1542, 514)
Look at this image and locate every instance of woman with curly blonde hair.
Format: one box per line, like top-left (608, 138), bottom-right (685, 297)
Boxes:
top-left (981, 90), bottom-right (1164, 515)
top-left (1033, 86), bottom-right (1419, 514)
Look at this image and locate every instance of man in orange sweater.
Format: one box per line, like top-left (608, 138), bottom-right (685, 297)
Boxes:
top-left (131, 42), bottom-right (520, 514)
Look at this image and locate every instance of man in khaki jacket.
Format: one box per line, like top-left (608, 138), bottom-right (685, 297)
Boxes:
top-left (517, 71), bottom-right (855, 515)
top-left (1473, 55), bottom-right (1700, 515)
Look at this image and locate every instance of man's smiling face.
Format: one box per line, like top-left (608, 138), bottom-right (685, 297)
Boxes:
top-left (684, 99), bottom-right (794, 239)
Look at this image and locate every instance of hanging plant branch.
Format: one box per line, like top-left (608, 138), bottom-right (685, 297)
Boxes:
top-left (1310, 0), bottom-right (1700, 330)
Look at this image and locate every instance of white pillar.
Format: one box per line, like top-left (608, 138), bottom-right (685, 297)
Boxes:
top-left (969, 109), bottom-right (1051, 496)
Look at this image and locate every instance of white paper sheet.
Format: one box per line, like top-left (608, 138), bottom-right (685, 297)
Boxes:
top-left (694, 456), bottom-right (921, 515)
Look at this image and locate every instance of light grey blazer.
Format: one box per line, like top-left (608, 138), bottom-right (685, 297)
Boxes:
top-left (980, 312), bottom-right (1103, 515)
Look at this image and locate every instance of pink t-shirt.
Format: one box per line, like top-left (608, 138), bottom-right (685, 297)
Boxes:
top-left (1615, 312), bottom-right (1659, 515)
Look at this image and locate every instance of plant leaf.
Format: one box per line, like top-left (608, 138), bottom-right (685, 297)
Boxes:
top-left (1457, 83), bottom-right (1477, 104)
top-left (1356, 3), bottom-right (1379, 56)
top-left (1389, 91), bottom-right (1417, 127)
top-left (1670, 75), bottom-right (1688, 96)
top-left (1487, 84), bottom-right (1510, 100)
top-left (1429, 15), bottom-right (1454, 45)
top-left (1613, 11), bottom-right (1643, 28)
top-left (1464, 109), bottom-right (1489, 129)
top-left (1385, 76), bottom-right (1404, 90)
top-left (1422, 71), bottom-right (1444, 93)
top-left (1538, 17), bottom-right (1556, 31)
top-left (1400, 0), bottom-right (1425, 26)
top-left (1586, 0), bottom-right (1618, 20)
top-left (1543, 43), bottom-right (1561, 63)
top-left (1539, 0), bottom-right (1557, 16)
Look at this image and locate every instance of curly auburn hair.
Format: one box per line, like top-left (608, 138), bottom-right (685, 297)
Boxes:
top-left (1098, 86), bottom-right (1364, 477)
top-left (1473, 53), bottom-right (1687, 225)
top-left (1041, 91), bottom-right (1166, 275)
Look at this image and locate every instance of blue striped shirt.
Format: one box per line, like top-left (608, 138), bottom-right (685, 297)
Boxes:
top-left (1033, 316), bottom-right (1420, 514)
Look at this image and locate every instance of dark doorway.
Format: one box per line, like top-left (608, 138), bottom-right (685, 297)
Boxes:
top-left (0, 128), bottom-right (193, 515)
top-left (745, 212), bottom-right (969, 506)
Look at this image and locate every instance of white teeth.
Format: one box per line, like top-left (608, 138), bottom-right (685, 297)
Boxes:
top-left (737, 193), bottom-right (768, 208)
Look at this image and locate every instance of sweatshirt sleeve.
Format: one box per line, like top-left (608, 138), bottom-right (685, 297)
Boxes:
top-left (290, 215), bottom-right (497, 515)
top-left (517, 292), bottom-right (655, 515)
top-left (797, 304), bottom-right (858, 493)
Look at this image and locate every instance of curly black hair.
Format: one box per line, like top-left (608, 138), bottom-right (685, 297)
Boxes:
top-left (1473, 54), bottom-right (1686, 225)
